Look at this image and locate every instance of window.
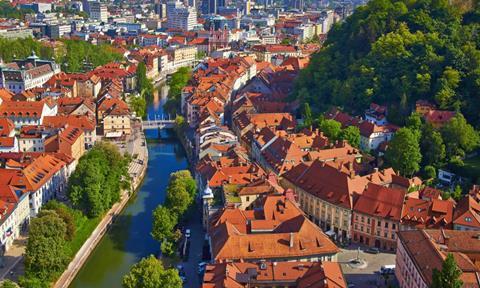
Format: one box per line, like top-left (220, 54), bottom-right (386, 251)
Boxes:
top-left (465, 217), bottom-right (473, 222)
top-left (246, 196), bottom-right (249, 201)
top-left (377, 221), bottom-right (381, 227)
top-left (385, 222), bottom-right (389, 228)
top-left (361, 216), bottom-right (364, 223)
top-left (367, 218), bottom-right (371, 224)
top-left (384, 232), bottom-right (388, 238)
top-left (392, 223), bottom-right (396, 230)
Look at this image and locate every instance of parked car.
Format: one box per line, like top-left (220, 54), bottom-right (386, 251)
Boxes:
top-left (365, 247), bottom-right (380, 254)
top-left (180, 275), bottom-right (187, 283)
top-left (198, 261), bottom-right (208, 274)
top-left (380, 265), bottom-right (396, 275)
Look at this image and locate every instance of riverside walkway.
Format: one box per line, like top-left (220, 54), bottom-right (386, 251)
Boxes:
top-left (53, 129), bottom-right (148, 288)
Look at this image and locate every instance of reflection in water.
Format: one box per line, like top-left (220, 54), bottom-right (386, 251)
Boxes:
top-left (70, 83), bottom-right (186, 288)
top-left (151, 82), bottom-right (169, 112)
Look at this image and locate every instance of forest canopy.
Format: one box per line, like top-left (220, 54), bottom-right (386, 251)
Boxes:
top-left (293, 0), bottom-right (480, 127)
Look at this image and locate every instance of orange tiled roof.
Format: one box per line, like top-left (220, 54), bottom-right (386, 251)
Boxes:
top-left (209, 195), bottom-right (339, 262)
top-left (202, 261), bottom-right (347, 288)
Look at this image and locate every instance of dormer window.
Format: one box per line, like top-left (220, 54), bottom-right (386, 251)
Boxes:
top-left (465, 217), bottom-right (472, 222)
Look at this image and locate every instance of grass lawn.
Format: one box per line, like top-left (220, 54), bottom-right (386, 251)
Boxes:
top-left (66, 215), bottom-right (101, 257)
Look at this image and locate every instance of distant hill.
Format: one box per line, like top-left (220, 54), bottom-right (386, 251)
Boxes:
top-left (292, 0), bottom-right (480, 127)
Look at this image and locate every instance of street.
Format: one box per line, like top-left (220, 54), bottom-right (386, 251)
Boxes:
top-left (337, 244), bottom-right (397, 288)
top-left (178, 207), bottom-right (206, 288)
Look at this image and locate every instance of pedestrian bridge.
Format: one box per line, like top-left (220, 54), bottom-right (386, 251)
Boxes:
top-left (142, 115), bottom-right (175, 130)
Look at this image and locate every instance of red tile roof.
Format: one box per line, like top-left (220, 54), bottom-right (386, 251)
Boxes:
top-left (353, 183), bottom-right (406, 221)
top-left (202, 261), bottom-right (347, 288)
top-left (209, 195), bottom-right (339, 262)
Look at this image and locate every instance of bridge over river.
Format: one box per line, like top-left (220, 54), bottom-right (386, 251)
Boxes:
top-left (141, 114), bottom-right (175, 130)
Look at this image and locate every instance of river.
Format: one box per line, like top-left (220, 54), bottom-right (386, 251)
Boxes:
top-left (70, 84), bottom-right (188, 288)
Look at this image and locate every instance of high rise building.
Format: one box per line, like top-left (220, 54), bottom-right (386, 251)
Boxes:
top-left (167, 1), bottom-right (198, 31)
top-left (154, 2), bottom-right (167, 18)
top-left (89, 1), bottom-right (108, 22)
top-left (201, 0), bottom-right (225, 14)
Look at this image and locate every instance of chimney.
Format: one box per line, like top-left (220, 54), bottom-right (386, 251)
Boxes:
top-left (441, 228), bottom-right (449, 245)
top-left (289, 232), bottom-right (294, 248)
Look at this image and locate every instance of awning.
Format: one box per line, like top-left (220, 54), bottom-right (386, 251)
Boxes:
top-left (325, 230), bottom-right (336, 237)
top-left (105, 131), bottom-right (123, 138)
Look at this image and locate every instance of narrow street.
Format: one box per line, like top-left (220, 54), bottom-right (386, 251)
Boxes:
top-left (180, 207), bottom-right (205, 288)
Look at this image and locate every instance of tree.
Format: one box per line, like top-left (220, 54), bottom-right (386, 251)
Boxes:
top-left (165, 180), bottom-right (191, 216)
top-left (166, 67), bottom-right (191, 114)
top-left (136, 62), bottom-right (153, 96)
top-left (68, 142), bottom-right (130, 217)
top-left (441, 114), bottom-right (480, 160)
top-left (319, 119), bottom-right (342, 140)
top-left (421, 124), bottom-right (446, 167)
top-left (24, 213), bottom-right (70, 283)
top-left (130, 94), bottom-right (147, 118)
top-left (151, 205), bottom-right (177, 242)
top-left (452, 185), bottom-right (463, 201)
top-left (302, 103), bottom-right (313, 128)
top-left (169, 170), bottom-right (197, 199)
top-left (339, 126), bottom-right (361, 147)
top-left (385, 128), bottom-right (422, 176)
top-left (42, 201), bottom-right (76, 241)
top-left (406, 112), bottom-right (423, 140)
top-left (431, 253), bottom-right (463, 288)
top-left (423, 165), bottom-right (436, 180)
top-left (289, 0), bottom-right (480, 129)
top-left (122, 255), bottom-right (182, 288)
top-left (0, 280), bottom-right (19, 288)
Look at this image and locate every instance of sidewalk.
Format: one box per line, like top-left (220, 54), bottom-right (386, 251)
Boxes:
top-left (0, 236), bottom-right (26, 282)
top-left (54, 130), bottom-right (148, 288)
top-left (0, 127), bottom-right (148, 284)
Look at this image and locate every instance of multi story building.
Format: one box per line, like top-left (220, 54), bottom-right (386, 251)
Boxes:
top-left (396, 229), bottom-right (480, 288)
top-left (452, 195), bottom-right (480, 231)
top-left (44, 125), bottom-right (85, 164)
top-left (202, 261), bottom-right (347, 287)
top-left (351, 184), bottom-right (406, 251)
top-left (0, 154), bottom-right (68, 217)
top-left (0, 52), bottom-right (61, 93)
top-left (89, 1), bottom-right (108, 22)
top-left (282, 162), bottom-right (420, 242)
top-left (18, 126), bottom-right (49, 152)
top-left (251, 44), bottom-right (300, 62)
top-left (0, 185), bottom-right (30, 254)
top-left (166, 46), bottom-right (197, 70)
top-left (166, 1), bottom-right (198, 31)
top-left (97, 98), bottom-right (132, 137)
top-left (208, 195), bottom-right (339, 263)
top-left (0, 99), bottom-right (58, 128)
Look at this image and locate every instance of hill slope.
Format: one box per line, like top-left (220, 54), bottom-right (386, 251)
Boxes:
top-left (293, 0), bottom-right (480, 127)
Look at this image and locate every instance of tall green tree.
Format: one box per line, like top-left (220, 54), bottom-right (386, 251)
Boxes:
top-left (122, 255), bottom-right (182, 288)
top-left (303, 103), bottom-right (313, 128)
top-left (136, 62), bottom-right (153, 96)
top-left (319, 119), bottom-right (342, 141)
top-left (24, 213), bottom-right (70, 284)
top-left (68, 142), bottom-right (130, 217)
top-left (339, 126), bottom-right (361, 147)
top-left (421, 124), bottom-right (446, 167)
top-left (151, 205), bottom-right (177, 242)
top-left (385, 127), bottom-right (422, 176)
top-left (431, 253), bottom-right (463, 288)
top-left (441, 114), bottom-right (480, 160)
